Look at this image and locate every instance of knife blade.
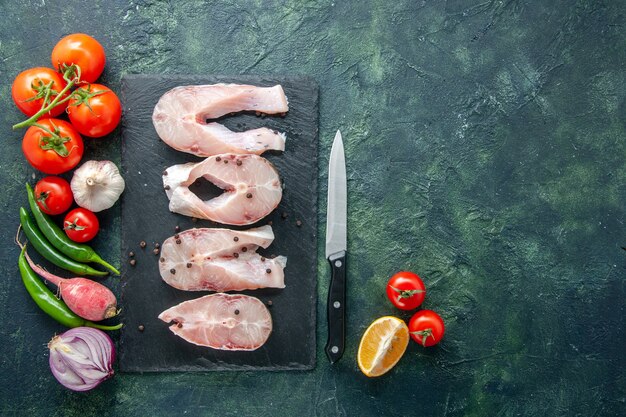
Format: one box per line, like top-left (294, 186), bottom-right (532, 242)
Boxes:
top-left (325, 130), bottom-right (347, 364)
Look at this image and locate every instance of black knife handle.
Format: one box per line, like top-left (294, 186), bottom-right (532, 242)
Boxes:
top-left (325, 250), bottom-right (346, 364)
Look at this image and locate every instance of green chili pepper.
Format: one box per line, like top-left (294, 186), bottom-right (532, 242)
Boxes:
top-left (26, 183), bottom-right (119, 275)
top-left (20, 207), bottom-right (108, 277)
top-left (18, 246), bottom-right (122, 330)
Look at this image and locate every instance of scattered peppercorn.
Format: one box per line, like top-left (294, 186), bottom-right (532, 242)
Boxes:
top-left (216, 156), bottom-right (222, 162)
top-left (176, 239), bottom-right (181, 244)
top-left (170, 268), bottom-right (176, 274)
top-left (174, 234), bottom-right (179, 239)
top-left (261, 257), bottom-right (266, 262)
top-left (266, 268), bottom-right (272, 274)
top-left (155, 243), bottom-right (160, 248)
top-left (130, 259), bottom-right (137, 266)
top-left (234, 309), bottom-right (240, 315)
top-left (163, 170), bottom-right (168, 176)
top-left (160, 257), bottom-right (165, 263)
top-left (234, 236), bottom-right (239, 242)
top-left (177, 322), bottom-right (183, 328)
top-left (224, 160), bottom-right (229, 164)
top-left (138, 325), bottom-right (145, 332)
top-left (267, 300), bottom-right (273, 306)
top-left (242, 247), bottom-right (247, 252)
top-left (164, 185), bottom-right (170, 190)
top-left (186, 263), bottom-right (192, 268)
top-left (296, 220), bottom-right (302, 227)
top-left (236, 160), bottom-right (242, 166)
top-left (233, 253), bottom-right (239, 258)
top-left (140, 241), bottom-right (146, 248)
top-left (153, 248), bottom-right (160, 255)
top-left (129, 251), bottom-right (135, 258)
top-left (246, 193), bottom-right (253, 199)
top-left (175, 225), bottom-right (180, 232)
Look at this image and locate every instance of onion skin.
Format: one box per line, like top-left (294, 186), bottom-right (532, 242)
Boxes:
top-left (48, 327), bottom-right (115, 392)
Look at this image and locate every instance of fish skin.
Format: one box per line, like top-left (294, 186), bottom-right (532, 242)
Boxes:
top-left (152, 84), bottom-right (289, 157)
top-left (158, 293), bottom-right (273, 351)
top-left (159, 225), bottom-right (287, 292)
top-left (163, 153), bottom-right (282, 225)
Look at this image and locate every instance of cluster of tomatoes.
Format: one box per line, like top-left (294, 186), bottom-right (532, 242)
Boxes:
top-left (33, 176), bottom-right (99, 242)
top-left (12, 33), bottom-right (121, 175)
top-left (386, 271), bottom-right (445, 347)
top-left (11, 33), bottom-right (119, 243)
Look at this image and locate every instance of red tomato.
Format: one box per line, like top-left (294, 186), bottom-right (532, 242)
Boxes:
top-left (408, 310), bottom-right (445, 347)
top-left (34, 176), bottom-right (73, 215)
top-left (51, 34), bottom-right (105, 83)
top-left (63, 208), bottom-right (99, 242)
top-left (386, 271), bottom-right (426, 310)
top-left (67, 84), bottom-right (121, 137)
top-left (22, 119), bottom-right (84, 175)
top-left (11, 67), bottom-right (69, 117)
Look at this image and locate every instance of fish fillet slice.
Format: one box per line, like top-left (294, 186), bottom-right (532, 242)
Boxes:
top-left (163, 154), bottom-right (282, 225)
top-left (158, 293), bottom-right (272, 351)
top-left (152, 84), bottom-right (289, 157)
top-left (159, 226), bottom-right (287, 292)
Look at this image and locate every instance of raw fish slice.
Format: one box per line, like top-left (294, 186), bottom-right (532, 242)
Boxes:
top-left (158, 293), bottom-right (272, 350)
top-left (159, 226), bottom-right (287, 291)
top-left (152, 84), bottom-right (289, 157)
top-left (163, 154), bottom-right (282, 225)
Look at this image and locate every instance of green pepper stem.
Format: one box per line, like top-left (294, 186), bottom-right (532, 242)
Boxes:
top-left (87, 322), bottom-right (124, 331)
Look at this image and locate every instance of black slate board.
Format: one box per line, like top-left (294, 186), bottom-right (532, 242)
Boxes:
top-left (118, 75), bottom-right (318, 372)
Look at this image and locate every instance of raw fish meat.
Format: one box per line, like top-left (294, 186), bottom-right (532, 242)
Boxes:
top-left (152, 84), bottom-right (289, 157)
top-left (159, 225), bottom-right (287, 292)
top-left (163, 154), bottom-right (282, 225)
top-left (158, 293), bottom-right (272, 351)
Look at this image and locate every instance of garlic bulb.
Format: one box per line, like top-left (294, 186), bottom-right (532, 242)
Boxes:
top-left (71, 160), bottom-right (125, 212)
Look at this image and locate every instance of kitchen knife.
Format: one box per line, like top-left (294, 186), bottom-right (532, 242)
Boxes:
top-left (325, 130), bottom-right (347, 364)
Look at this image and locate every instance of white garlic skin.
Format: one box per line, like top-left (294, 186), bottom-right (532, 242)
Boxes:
top-left (71, 160), bottom-right (126, 212)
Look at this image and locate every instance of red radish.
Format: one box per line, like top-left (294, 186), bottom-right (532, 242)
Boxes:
top-left (24, 249), bottom-right (117, 321)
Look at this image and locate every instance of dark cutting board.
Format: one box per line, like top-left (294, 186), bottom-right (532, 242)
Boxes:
top-left (118, 75), bottom-right (318, 372)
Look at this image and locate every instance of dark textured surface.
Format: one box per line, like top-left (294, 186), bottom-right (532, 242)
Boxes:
top-left (1, 1), bottom-right (625, 416)
top-left (119, 74), bottom-right (318, 371)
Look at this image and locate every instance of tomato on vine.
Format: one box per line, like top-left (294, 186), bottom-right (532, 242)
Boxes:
top-left (67, 84), bottom-right (121, 137)
top-left (22, 119), bottom-right (84, 174)
top-left (51, 34), bottom-right (106, 83)
top-left (386, 271), bottom-right (426, 310)
top-left (11, 67), bottom-right (69, 118)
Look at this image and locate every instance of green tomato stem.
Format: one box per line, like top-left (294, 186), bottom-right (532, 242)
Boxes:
top-left (12, 66), bottom-right (78, 130)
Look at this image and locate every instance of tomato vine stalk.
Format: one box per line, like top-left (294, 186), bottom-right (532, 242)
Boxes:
top-left (12, 64), bottom-right (81, 130)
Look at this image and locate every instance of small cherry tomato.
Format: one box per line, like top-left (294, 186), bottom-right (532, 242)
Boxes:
top-left (67, 84), bottom-right (121, 137)
top-left (22, 118), bottom-right (84, 175)
top-left (51, 33), bottom-right (106, 83)
top-left (11, 67), bottom-right (69, 117)
top-left (63, 208), bottom-right (99, 242)
top-left (34, 176), bottom-right (73, 215)
top-left (386, 271), bottom-right (426, 310)
top-left (408, 310), bottom-right (445, 347)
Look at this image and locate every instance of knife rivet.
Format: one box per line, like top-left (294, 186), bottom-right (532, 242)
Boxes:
top-left (331, 346), bottom-right (339, 354)
top-left (333, 301), bottom-right (341, 309)
top-left (335, 260), bottom-right (342, 268)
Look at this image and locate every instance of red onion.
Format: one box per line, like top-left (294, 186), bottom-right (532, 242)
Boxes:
top-left (48, 327), bottom-right (115, 391)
